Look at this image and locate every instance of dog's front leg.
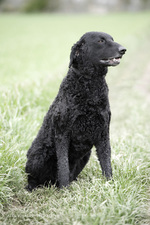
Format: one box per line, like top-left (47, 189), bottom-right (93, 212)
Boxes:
top-left (56, 135), bottom-right (70, 188)
top-left (95, 131), bottom-right (112, 180)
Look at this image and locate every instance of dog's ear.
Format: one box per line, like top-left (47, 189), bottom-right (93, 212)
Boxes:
top-left (69, 39), bottom-right (85, 68)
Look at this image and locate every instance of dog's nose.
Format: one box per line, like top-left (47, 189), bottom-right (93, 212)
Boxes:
top-left (119, 46), bottom-right (126, 55)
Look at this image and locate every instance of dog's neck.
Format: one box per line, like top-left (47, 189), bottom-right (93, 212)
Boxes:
top-left (70, 64), bottom-right (108, 79)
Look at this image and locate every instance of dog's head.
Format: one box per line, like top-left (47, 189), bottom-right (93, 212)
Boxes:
top-left (69, 32), bottom-right (126, 69)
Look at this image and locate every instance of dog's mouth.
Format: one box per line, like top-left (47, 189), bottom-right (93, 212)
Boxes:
top-left (100, 56), bottom-right (121, 66)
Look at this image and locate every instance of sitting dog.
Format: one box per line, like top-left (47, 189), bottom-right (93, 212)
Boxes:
top-left (25, 31), bottom-right (126, 191)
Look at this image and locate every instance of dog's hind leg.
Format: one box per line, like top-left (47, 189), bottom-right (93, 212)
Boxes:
top-left (25, 152), bottom-right (57, 191)
top-left (25, 175), bottom-right (40, 192)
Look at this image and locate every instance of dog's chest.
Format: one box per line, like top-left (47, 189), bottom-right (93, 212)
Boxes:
top-left (70, 106), bottom-right (109, 144)
top-left (70, 81), bottom-right (109, 135)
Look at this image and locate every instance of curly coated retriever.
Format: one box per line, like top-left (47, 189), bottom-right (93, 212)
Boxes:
top-left (25, 32), bottom-right (126, 191)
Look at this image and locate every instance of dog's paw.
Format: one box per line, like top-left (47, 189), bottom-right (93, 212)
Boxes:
top-left (25, 184), bottom-right (33, 192)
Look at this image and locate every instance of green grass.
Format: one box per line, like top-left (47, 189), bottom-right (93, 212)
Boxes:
top-left (0, 12), bottom-right (150, 224)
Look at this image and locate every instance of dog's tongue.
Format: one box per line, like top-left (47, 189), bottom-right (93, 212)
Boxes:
top-left (112, 58), bottom-right (120, 63)
top-left (109, 58), bottom-right (121, 65)
top-left (100, 57), bottom-right (121, 66)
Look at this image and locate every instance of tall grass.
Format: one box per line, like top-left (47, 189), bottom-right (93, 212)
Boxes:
top-left (0, 12), bottom-right (150, 224)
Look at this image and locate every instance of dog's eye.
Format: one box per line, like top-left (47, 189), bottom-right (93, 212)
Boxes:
top-left (98, 39), bottom-right (105, 44)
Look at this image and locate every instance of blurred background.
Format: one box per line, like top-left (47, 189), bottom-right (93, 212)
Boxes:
top-left (0, 0), bottom-right (150, 13)
top-left (0, 1), bottom-right (150, 224)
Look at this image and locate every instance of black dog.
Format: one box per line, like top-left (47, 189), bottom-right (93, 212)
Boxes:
top-left (25, 32), bottom-right (126, 191)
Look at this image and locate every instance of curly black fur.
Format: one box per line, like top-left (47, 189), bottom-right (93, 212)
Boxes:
top-left (25, 32), bottom-right (126, 191)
